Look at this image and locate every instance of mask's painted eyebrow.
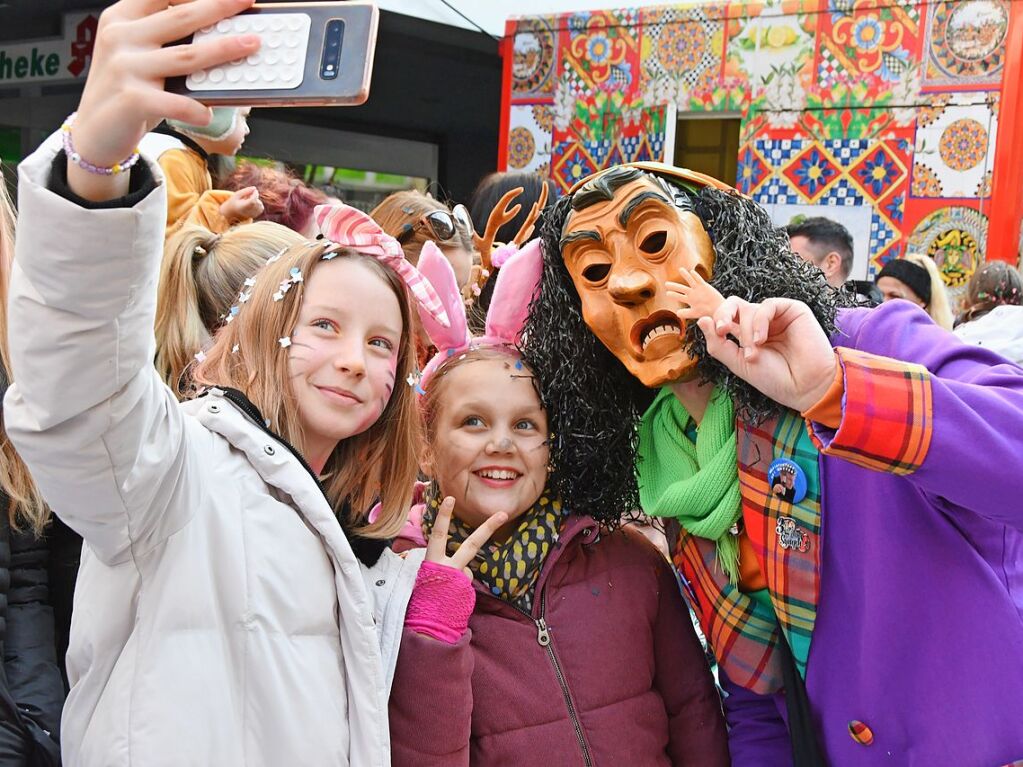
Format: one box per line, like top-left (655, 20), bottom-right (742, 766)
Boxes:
top-left (560, 229), bottom-right (602, 249)
top-left (619, 191), bottom-right (671, 229)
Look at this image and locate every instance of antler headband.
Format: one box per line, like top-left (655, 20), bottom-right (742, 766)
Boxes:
top-left (315, 203), bottom-right (451, 328)
top-left (464, 184), bottom-right (549, 303)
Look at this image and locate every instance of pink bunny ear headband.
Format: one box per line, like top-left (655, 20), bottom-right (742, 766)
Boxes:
top-left (415, 237), bottom-right (543, 393)
top-left (314, 204), bottom-right (451, 329)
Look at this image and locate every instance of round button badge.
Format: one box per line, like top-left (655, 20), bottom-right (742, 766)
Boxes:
top-left (767, 458), bottom-right (808, 504)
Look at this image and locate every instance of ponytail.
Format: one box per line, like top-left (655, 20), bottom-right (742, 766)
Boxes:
top-left (156, 221), bottom-right (306, 398)
top-left (156, 226), bottom-right (222, 397)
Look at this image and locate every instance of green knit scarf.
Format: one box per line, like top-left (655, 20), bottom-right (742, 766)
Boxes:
top-left (637, 386), bottom-right (743, 583)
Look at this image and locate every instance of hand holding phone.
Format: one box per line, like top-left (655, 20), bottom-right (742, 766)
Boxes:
top-left (68, 0), bottom-right (260, 201)
top-left (165, 2), bottom-right (379, 108)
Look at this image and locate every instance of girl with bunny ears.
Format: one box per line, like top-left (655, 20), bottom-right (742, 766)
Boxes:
top-left (387, 240), bottom-right (730, 766)
top-left (3, 3), bottom-right (451, 763)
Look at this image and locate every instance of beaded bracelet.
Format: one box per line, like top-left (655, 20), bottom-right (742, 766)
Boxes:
top-left (61, 112), bottom-right (141, 177)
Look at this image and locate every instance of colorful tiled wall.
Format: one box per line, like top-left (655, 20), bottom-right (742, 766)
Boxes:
top-left (503, 0), bottom-right (1014, 282)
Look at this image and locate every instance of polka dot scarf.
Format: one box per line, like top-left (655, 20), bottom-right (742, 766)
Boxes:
top-left (422, 484), bottom-right (566, 613)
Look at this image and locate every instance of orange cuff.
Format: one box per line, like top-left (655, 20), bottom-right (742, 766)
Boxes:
top-left (801, 354), bottom-right (844, 429)
top-left (803, 347), bottom-right (933, 476)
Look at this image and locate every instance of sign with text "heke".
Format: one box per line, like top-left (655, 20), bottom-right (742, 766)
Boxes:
top-left (0, 13), bottom-right (98, 87)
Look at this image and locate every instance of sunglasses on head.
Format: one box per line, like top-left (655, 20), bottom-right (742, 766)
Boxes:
top-left (396, 203), bottom-right (473, 246)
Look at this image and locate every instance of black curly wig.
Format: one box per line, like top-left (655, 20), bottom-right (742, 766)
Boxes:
top-left (520, 167), bottom-right (851, 524)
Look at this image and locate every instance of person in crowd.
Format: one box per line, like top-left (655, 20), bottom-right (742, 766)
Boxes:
top-left (0, 167), bottom-right (66, 767)
top-left (137, 105), bottom-right (262, 233)
top-left (954, 260), bottom-right (1023, 364)
top-left (786, 216), bottom-right (853, 289)
top-left (521, 162), bottom-right (1023, 765)
top-left (875, 253), bottom-right (954, 330)
top-left (786, 216), bottom-right (881, 306)
top-left (468, 172), bottom-right (556, 253)
top-left (371, 190), bottom-right (479, 368)
top-left (155, 221), bottom-right (304, 397)
top-left (371, 190), bottom-right (476, 291)
top-left (466, 171), bottom-right (554, 332)
top-left (4, 4), bottom-right (443, 763)
top-left (222, 163), bottom-right (328, 238)
top-left (388, 240), bottom-right (730, 766)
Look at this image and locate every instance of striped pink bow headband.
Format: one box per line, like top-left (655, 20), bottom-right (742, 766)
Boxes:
top-left (314, 204), bottom-right (451, 329)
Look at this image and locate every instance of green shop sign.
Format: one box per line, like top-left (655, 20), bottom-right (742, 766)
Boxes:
top-left (0, 12), bottom-right (99, 87)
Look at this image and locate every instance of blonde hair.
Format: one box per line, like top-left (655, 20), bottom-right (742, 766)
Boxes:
top-left (191, 241), bottom-right (421, 538)
top-left (157, 222), bottom-right (304, 397)
top-left (904, 253), bottom-right (954, 331)
top-left (370, 190), bottom-right (474, 266)
top-left (0, 170), bottom-right (49, 533)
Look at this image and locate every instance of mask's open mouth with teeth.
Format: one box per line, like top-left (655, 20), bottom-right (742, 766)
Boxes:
top-left (630, 311), bottom-right (684, 355)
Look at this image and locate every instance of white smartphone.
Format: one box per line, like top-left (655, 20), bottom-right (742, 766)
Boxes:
top-left (165, 1), bottom-right (378, 107)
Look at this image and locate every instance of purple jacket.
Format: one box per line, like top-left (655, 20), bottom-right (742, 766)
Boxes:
top-left (725, 300), bottom-right (1023, 766)
top-left (389, 516), bottom-right (730, 765)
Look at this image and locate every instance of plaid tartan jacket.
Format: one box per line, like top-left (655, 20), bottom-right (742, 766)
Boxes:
top-left (671, 345), bottom-right (933, 696)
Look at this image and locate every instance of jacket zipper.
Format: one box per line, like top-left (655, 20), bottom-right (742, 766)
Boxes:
top-left (519, 590), bottom-right (593, 767)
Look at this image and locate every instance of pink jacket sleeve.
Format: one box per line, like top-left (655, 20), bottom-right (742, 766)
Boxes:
top-left (642, 531), bottom-right (731, 765)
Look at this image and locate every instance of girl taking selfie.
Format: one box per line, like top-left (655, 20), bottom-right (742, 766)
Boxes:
top-left (4, 1), bottom-right (440, 764)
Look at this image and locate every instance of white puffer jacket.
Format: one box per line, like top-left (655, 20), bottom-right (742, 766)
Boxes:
top-left (4, 142), bottom-right (423, 766)
top-left (954, 304), bottom-right (1023, 365)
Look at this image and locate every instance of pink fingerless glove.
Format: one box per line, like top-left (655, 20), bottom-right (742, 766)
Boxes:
top-left (405, 561), bottom-right (476, 644)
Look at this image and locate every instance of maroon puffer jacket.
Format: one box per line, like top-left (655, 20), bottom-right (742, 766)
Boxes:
top-left (389, 515), bottom-right (730, 766)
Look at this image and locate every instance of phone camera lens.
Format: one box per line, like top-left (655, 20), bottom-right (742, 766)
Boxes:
top-left (321, 18), bottom-right (345, 80)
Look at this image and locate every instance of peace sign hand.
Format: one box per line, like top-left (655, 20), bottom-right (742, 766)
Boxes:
top-left (426, 497), bottom-right (507, 579)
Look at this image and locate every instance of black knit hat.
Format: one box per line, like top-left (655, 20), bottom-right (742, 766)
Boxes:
top-left (877, 258), bottom-right (931, 304)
